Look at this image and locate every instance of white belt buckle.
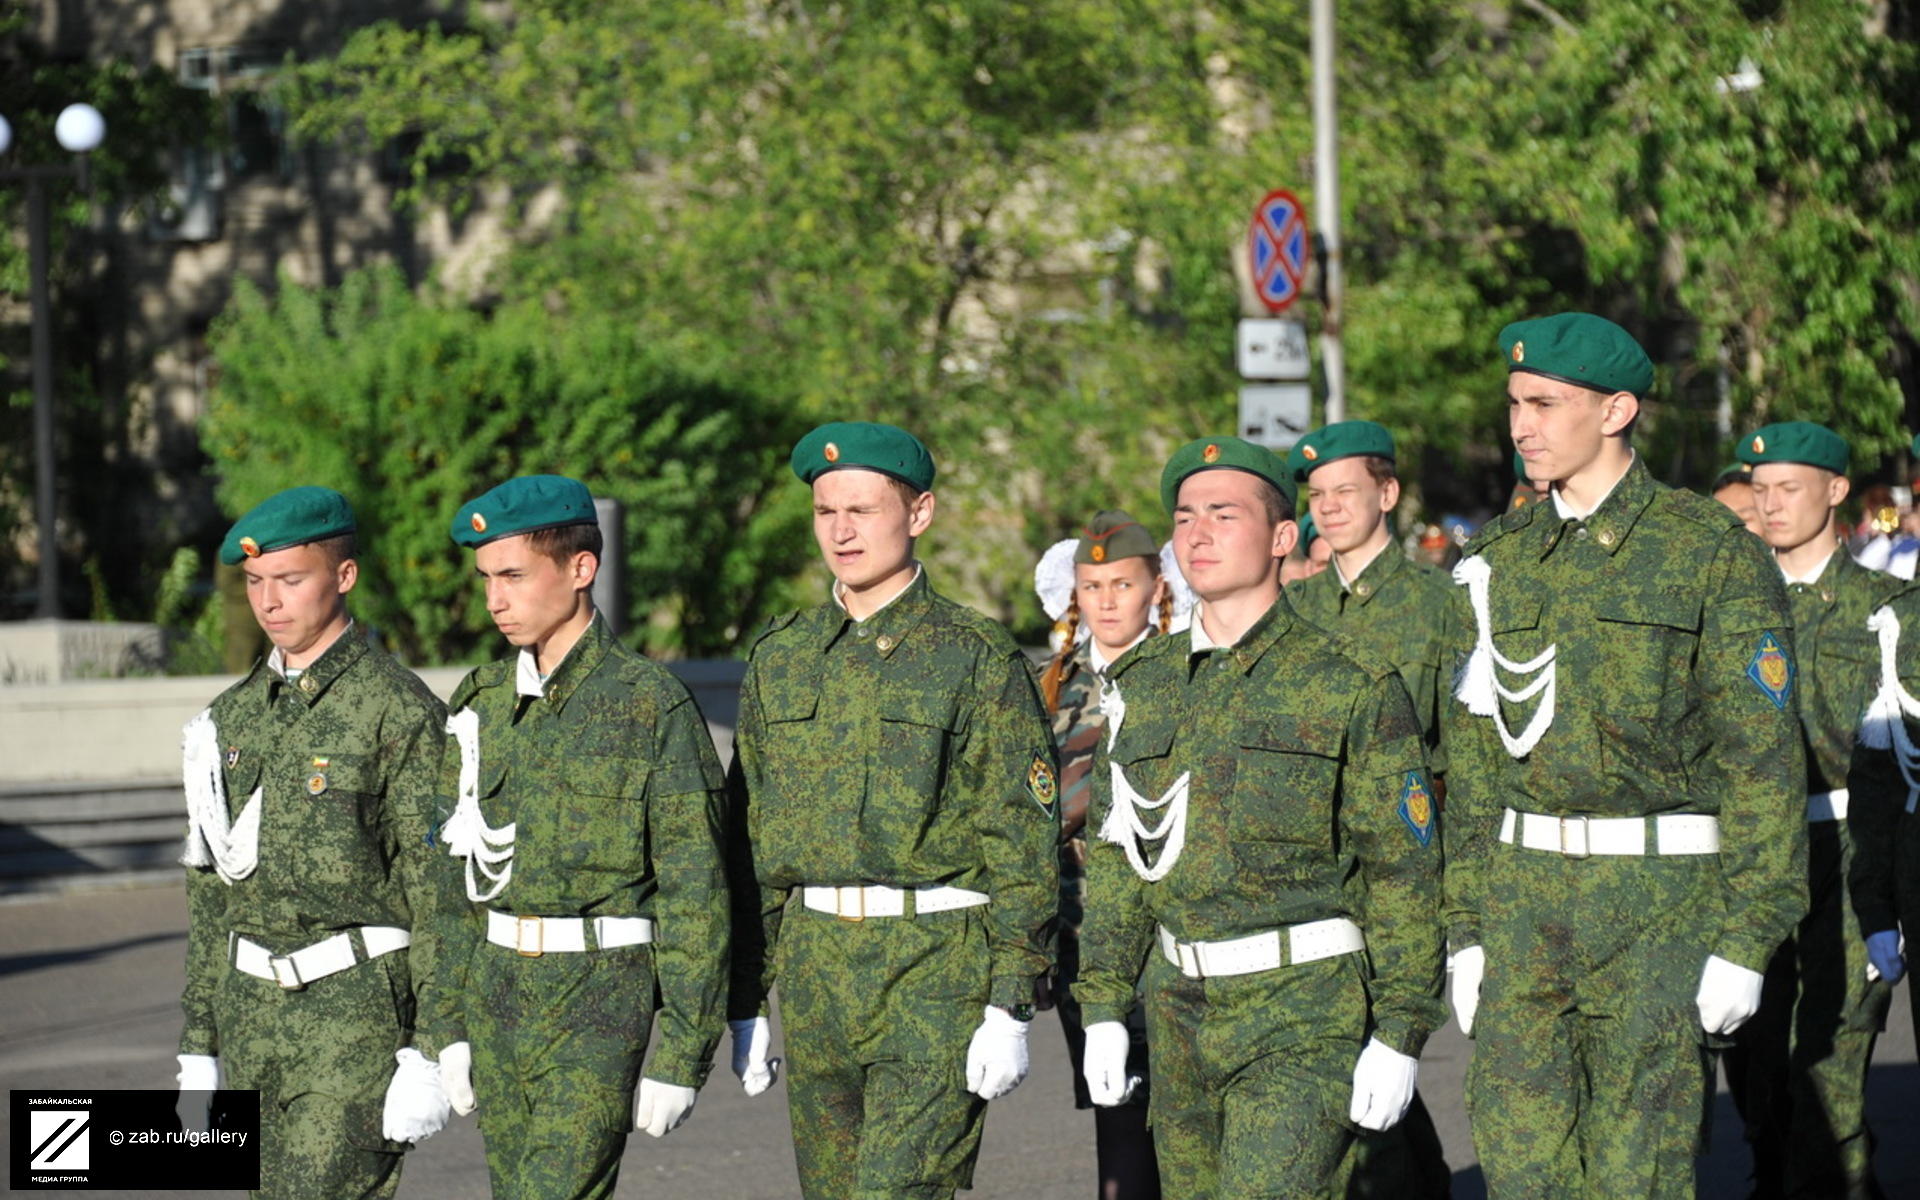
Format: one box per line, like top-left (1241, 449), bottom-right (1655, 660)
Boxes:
top-left (1176, 941), bottom-right (1203, 978)
top-left (269, 954), bottom-right (304, 990)
top-left (516, 914), bottom-right (544, 957)
top-left (1559, 816), bottom-right (1590, 859)
top-left (836, 885), bottom-right (865, 923)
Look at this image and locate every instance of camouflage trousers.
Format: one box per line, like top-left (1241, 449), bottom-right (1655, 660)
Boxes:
top-left (215, 944), bottom-right (412, 1200)
top-left (1142, 946), bottom-right (1367, 1199)
top-left (1327, 1091), bottom-right (1451, 1199)
top-left (776, 899), bottom-right (993, 1200)
top-left (466, 939), bottom-right (655, 1200)
top-left (1727, 819), bottom-right (1891, 1199)
top-left (1467, 847), bottom-right (1719, 1199)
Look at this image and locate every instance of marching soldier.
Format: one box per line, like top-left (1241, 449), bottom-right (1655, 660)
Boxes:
top-left (1445, 314), bottom-right (1806, 1197)
top-left (1076, 436), bottom-right (1444, 1197)
top-left (724, 422), bottom-right (1058, 1200)
top-left (176, 486), bottom-right (452, 1198)
top-left (431, 474), bottom-right (729, 1199)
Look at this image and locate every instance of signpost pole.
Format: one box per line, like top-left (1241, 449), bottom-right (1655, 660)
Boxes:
top-left (1311, 0), bottom-right (1346, 423)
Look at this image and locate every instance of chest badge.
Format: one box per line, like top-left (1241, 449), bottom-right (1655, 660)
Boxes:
top-left (1026, 753), bottom-right (1058, 814)
top-left (1746, 632), bottom-right (1793, 711)
top-left (306, 756), bottom-right (331, 796)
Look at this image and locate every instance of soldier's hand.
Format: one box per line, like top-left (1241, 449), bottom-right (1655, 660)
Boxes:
top-left (1349, 1037), bottom-right (1419, 1132)
top-left (173, 1054), bottom-right (219, 1136)
top-left (1081, 1021), bottom-right (1139, 1106)
top-left (381, 1048), bottom-right (452, 1143)
top-left (634, 1078), bottom-right (697, 1137)
top-left (1447, 945), bottom-right (1485, 1037)
top-left (1865, 929), bottom-right (1905, 985)
top-left (438, 1041), bottom-right (476, 1115)
top-left (1695, 954), bottom-right (1765, 1035)
top-left (964, 1006), bottom-right (1031, 1100)
top-left (728, 1017), bottom-right (780, 1096)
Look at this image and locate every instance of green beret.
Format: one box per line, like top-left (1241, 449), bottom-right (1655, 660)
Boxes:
top-left (452, 474), bottom-right (597, 548)
top-left (1075, 510), bottom-right (1159, 565)
top-left (1500, 312), bottom-right (1654, 398)
top-left (1909, 433), bottom-right (1919, 460)
top-left (1298, 513), bottom-right (1320, 548)
top-left (1710, 461), bottom-right (1754, 491)
top-left (1736, 421), bottom-right (1849, 475)
top-left (1159, 436), bottom-right (1296, 515)
top-left (1512, 450), bottom-right (1527, 480)
top-left (791, 421), bottom-right (935, 493)
top-left (1288, 420), bottom-right (1396, 481)
top-left (219, 486), bottom-right (356, 566)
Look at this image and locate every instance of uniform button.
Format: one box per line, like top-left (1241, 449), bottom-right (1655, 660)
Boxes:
top-left (856, 626), bottom-right (870, 638)
top-left (1355, 583), bottom-right (1372, 598)
top-left (1574, 526), bottom-right (1590, 540)
top-left (298, 676), bottom-right (315, 693)
top-left (1821, 590), bottom-right (1834, 603)
top-left (876, 635), bottom-right (896, 652)
top-left (1597, 529), bottom-right (1616, 547)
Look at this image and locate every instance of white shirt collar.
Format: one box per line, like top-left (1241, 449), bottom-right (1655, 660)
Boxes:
top-left (1087, 629), bottom-right (1148, 675)
top-left (1189, 604), bottom-right (1233, 655)
top-left (268, 621), bottom-right (352, 680)
top-left (833, 563), bottom-right (923, 621)
top-left (515, 648), bottom-right (545, 698)
top-left (1779, 547), bottom-right (1837, 587)
top-left (1333, 538), bottom-right (1390, 592)
top-left (1551, 452), bottom-right (1636, 521)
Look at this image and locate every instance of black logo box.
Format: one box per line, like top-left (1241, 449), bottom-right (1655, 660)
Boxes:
top-left (10, 1090), bottom-right (259, 1192)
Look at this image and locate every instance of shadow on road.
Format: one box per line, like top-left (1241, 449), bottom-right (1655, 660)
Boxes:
top-left (0, 930), bottom-right (185, 978)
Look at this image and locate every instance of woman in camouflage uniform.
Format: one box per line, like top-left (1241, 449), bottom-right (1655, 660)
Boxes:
top-left (1033, 509), bottom-right (1186, 1200)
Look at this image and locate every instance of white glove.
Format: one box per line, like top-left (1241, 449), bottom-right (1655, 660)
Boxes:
top-left (438, 1041), bottom-right (476, 1116)
top-left (1696, 954), bottom-right (1765, 1035)
top-left (1448, 945), bottom-right (1485, 1037)
top-left (381, 1048), bottom-right (451, 1143)
top-left (633, 1077), bottom-right (698, 1137)
top-left (1349, 1037), bottom-right (1420, 1131)
top-left (174, 1054), bottom-right (219, 1135)
top-left (728, 1017), bottom-right (779, 1097)
top-left (1081, 1020), bottom-right (1140, 1107)
top-left (964, 1005), bottom-right (1030, 1100)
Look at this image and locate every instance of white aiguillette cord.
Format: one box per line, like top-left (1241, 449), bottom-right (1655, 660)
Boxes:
top-left (180, 708), bottom-right (262, 884)
top-left (1094, 680), bottom-right (1191, 881)
top-left (1861, 606), bottom-right (1920, 812)
top-left (442, 708), bottom-right (517, 901)
top-left (1452, 555), bottom-right (1557, 759)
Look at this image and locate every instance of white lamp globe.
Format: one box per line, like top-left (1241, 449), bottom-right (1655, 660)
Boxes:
top-left (54, 104), bottom-right (105, 153)
top-left (0, 114), bottom-right (12, 156)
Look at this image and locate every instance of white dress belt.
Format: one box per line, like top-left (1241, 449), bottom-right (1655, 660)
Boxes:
top-left (1498, 807), bottom-right (1721, 856)
top-left (1806, 789), bottom-right (1850, 823)
top-left (1157, 917), bottom-right (1366, 980)
top-left (232, 925), bottom-right (411, 990)
top-left (800, 884), bottom-right (990, 920)
top-left (485, 910), bottom-right (655, 956)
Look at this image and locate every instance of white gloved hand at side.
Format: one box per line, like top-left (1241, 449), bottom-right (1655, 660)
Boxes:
top-left (438, 1041), bottom-right (476, 1116)
top-left (964, 1005), bottom-right (1030, 1100)
top-left (174, 1054), bottom-right (219, 1135)
top-left (1448, 945), bottom-right (1485, 1037)
top-left (634, 1078), bottom-right (698, 1137)
top-left (1696, 954), bottom-right (1765, 1035)
top-left (728, 1017), bottom-right (779, 1097)
top-left (1349, 1037), bottom-right (1420, 1131)
top-left (1081, 1020), bottom-right (1140, 1107)
top-left (381, 1048), bottom-right (451, 1143)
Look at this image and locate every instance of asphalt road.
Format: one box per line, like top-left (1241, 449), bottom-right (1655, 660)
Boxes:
top-left (3, 882), bottom-right (1915, 1198)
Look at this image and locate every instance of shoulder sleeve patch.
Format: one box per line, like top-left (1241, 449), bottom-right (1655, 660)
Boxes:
top-left (1398, 769), bottom-right (1436, 847)
top-left (1746, 631), bottom-right (1794, 710)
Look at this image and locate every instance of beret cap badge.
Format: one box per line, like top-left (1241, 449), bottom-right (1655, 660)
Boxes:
top-left (823, 442), bottom-right (840, 463)
top-left (471, 512), bottom-right (488, 533)
top-left (239, 536), bottom-right (260, 558)
top-left (1511, 341), bottom-right (1525, 363)
top-left (1301, 444), bottom-right (1319, 461)
top-left (1202, 443), bottom-right (1221, 464)
top-left (1752, 435), bottom-right (1765, 453)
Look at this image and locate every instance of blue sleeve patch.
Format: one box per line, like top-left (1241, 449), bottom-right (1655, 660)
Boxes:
top-left (1397, 770), bottom-right (1435, 847)
top-left (1745, 632), bottom-right (1793, 710)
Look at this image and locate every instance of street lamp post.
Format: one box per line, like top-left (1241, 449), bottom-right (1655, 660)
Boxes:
top-left (1, 103), bottom-right (105, 619)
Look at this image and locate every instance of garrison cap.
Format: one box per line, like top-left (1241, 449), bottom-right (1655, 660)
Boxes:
top-left (451, 474), bottom-right (597, 548)
top-left (1075, 510), bottom-right (1158, 565)
top-left (1500, 312), bottom-right (1654, 398)
top-left (220, 486), bottom-right (356, 565)
top-left (1160, 436), bottom-right (1296, 515)
top-left (1737, 422), bottom-right (1849, 475)
top-left (791, 421), bottom-right (935, 493)
top-left (1288, 420), bottom-right (1396, 481)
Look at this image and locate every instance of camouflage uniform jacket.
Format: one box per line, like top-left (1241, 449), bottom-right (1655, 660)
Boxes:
top-left (1783, 550), bottom-right (1900, 793)
top-left (1075, 597), bottom-right (1445, 1056)
top-left (727, 569), bottom-right (1059, 1016)
top-left (434, 614), bottom-right (727, 1087)
top-left (1442, 455), bottom-right (1807, 972)
top-left (1048, 640), bottom-right (1111, 939)
top-left (1286, 544), bottom-right (1456, 775)
top-left (181, 625), bottom-right (450, 1056)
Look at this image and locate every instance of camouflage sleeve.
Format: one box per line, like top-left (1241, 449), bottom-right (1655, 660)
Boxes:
top-left (1073, 736), bottom-right (1154, 1026)
top-left (1696, 529), bottom-right (1808, 971)
top-left (960, 650), bottom-right (1059, 1008)
top-left (381, 693), bottom-right (452, 1057)
top-left (724, 669), bottom-right (786, 1021)
top-left (180, 860), bottom-right (227, 1056)
top-left (1845, 735), bottom-right (1904, 937)
top-left (1439, 581), bottom-right (1493, 952)
top-left (641, 689), bottom-right (730, 1088)
top-left (1343, 670), bottom-right (1446, 1056)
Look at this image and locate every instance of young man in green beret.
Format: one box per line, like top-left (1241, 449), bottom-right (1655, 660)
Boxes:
top-left (431, 474), bottom-right (729, 1199)
top-left (1445, 313), bottom-right (1806, 1197)
top-left (1722, 422), bottom-right (1898, 1198)
top-left (176, 486), bottom-right (454, 1198)
top-left (1285, 420), bottom-right (1454, 1197)
top-left (725, 421), bottom-right (1058, 1200)
top-left (1075, 436), bottom-right (1444, 1197)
